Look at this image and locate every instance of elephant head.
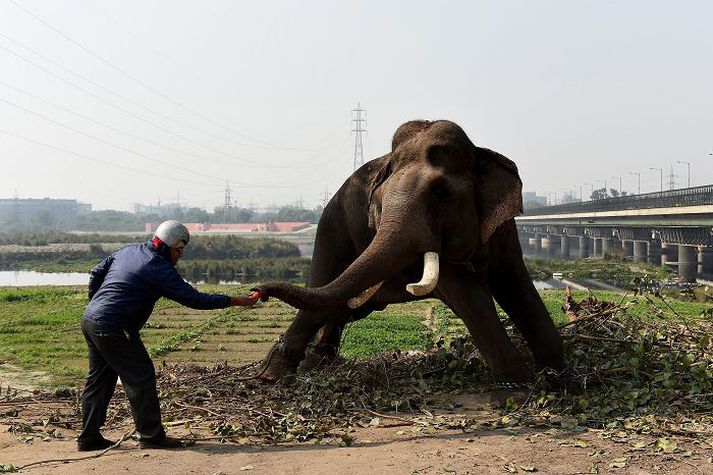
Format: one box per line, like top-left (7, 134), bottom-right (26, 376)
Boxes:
top-left (256, 120), bottom-right (523, 311)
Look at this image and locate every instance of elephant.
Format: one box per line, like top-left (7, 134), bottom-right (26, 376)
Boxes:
top-left (255, 119), bottom-right (565, 385)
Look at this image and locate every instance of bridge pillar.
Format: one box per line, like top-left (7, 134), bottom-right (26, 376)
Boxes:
top-left (593, 238), bottom-right (602, 258)
top-left (529, 235), bottom-right (542, 255)
top-left (560, 235), bottom-right (571, 260)
top-left (661, 243), bottom-right (678, 267)
top-left (633, 241), bottom-right (647, 263)
top-left (543, 234), bottom-right (560, 259)
top-left (601, 237), bottom-right (613, 257)
top-left (578, 236), bottom-right (590, 258)
top-left (622, 240), bottom-right (634, 258)
top-left (678, 245), bottom-right (698, 280)
top-left (698, 246), bottom-right (713, 278)
top-left (541, 235), bottom-right (551, 258)
top-left (647, 240), bottom-right (661, 265)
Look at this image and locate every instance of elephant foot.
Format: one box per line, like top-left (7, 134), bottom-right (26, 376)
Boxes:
top-left (257, 340), bottom-right (301, 383)
top-left (298, 343), bottom-right (341, 373)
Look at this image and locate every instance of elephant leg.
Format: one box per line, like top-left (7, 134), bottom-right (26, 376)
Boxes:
top-left (490, 267), bottom-right (565, 372)
top-left (259, 310), bottom-right (325, 382)
top-left (300, 305), bottom-right (377, 372)
top-left (434, 263), bottom-right (532, 383)
top-left (299, 322), bottom-right (343, 372)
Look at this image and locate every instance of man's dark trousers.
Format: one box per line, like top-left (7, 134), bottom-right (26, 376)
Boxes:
top-left (78, 319), bottom-right (165, 443)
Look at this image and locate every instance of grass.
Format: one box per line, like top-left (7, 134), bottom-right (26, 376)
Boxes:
top-left (0, 284), bottom-right (708, 388)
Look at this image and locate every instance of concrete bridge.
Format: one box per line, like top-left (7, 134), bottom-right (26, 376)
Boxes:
top-left (515, 184), bottom-right (713, 280)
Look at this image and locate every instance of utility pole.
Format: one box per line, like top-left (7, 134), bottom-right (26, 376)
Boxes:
top-left (223, 181), bottom-right (231, 223)
top-left (668, 165), bottom-right (675, 190)
top-left (320, 185), bottom-right (331, 207)
top-left (352, 103), bottom-right (366, 171)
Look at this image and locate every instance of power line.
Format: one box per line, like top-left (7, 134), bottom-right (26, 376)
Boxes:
top-left (0, 36), bottom-right (349, 169)
top-left (0, 78), bottom-right (329, 170)
top-left (0, 94), bottom-right (352, 192)
top-left (5, 0), bottom-right (321, 152)
top-left (0, 41), bottom-right (295, 169)
top-left (0, 126), bottom-right (216, 187)
top-left (0, 95), bottom-right (233, 184)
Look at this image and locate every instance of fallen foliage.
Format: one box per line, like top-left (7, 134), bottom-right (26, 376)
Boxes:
top-left (1, 287), bottom-right (711, 472)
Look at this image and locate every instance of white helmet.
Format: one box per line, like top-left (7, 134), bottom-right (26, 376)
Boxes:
top-left (154, 220), bottom-right (190, 248)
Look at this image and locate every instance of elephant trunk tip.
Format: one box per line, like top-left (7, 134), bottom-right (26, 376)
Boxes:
top-left (253, 282), bottom-right (346, 312)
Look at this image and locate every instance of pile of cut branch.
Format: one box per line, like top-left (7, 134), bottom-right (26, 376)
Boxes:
top-left (3, 288), bottom-right (712, 448)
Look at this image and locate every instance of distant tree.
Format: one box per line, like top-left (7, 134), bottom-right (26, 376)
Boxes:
top-left (30, 210), bottom-right (57, 228)
top-left (590, 187), bottom-right (609, 201)
top-left (169, 208), bottom-right (185, 220)
top-left (74, 210), bottom-right (146, 231)
top-left (182, 207), bottom-right (211, 223)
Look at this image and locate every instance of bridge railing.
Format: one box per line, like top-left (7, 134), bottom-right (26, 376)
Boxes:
top-left (524, 184), bottom-right (713, 216)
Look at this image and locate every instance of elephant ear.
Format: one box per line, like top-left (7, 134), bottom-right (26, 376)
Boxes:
top-left (367, 154), bottom-right (392, 230)
top-left (473, 147), bottom-right (523, 244)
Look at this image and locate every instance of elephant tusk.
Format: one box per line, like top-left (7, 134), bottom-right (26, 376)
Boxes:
top-left (406, 252), bottom-right (439, 296)
top-left (347, 281), bottom-right (384, 309)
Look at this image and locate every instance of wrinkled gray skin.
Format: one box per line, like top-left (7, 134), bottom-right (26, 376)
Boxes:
top-left (256, 120), bottom-right (564, 383)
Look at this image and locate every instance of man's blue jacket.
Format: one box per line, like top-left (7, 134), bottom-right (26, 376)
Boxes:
top-left (83, 241), bottom-right (230, 331)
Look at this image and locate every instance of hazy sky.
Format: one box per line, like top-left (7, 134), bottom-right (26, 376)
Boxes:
top-left (1, 0), bottom-right (712, 211)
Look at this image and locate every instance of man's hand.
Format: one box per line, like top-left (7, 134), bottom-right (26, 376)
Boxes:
top-left (230, 290), bottom-right (260, 307)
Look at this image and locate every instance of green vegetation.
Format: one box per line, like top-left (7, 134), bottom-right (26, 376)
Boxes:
top-left (0, 232), bottom-right (146, 246)
top-left (1, 284), bottom-right (709, 388)
top-left (525, 256), bottom-right (674, 288)
top-left (0, 233), bottom-right (310, 281)
top-left (341, 301), bottom-right (434, 357)
top-left (0, 204), bottom-right (324, 234)
top-left (179, 257), bottom-right (309, 283)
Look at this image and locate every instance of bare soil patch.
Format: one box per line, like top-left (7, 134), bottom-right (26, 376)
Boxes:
top-left (1, 395), bottom-right (710, 474)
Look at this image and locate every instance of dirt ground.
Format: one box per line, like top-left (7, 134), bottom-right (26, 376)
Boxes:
top-left (2, 394), bottom-right (711, 475)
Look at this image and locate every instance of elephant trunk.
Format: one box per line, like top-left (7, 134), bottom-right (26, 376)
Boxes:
top-left (257, 225), bottom-right (435, 311)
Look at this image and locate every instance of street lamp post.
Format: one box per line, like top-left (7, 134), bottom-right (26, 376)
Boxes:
top-left (649, 167), bottom-right (663, 192)
top-left (676, 160), bottom-right (691, 188)
top-left (629, 171), bottom-right (641, 194)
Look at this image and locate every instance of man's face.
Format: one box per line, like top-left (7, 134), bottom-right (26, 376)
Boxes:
top-left (170, 241), bottom-right (186, 265)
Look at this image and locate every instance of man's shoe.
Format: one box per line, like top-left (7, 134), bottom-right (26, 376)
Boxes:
top-left (138, 435), bottom-right (184, 449)
top-left (77, 436), bottom-right (116, 452)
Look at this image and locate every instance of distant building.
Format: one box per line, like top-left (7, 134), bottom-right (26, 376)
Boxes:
top-left (560, 193), bottom-right (581, 205)
top-left (0, 198), bottom-right (92, 224)
top-left (130, 202), bottom-right (183, 217)
top-left (522, 191), bottom-right (548, 209)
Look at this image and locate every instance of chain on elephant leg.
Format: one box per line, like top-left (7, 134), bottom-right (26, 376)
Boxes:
top-left (298, 322), bottom-right (347, 373)
top-left (256, 335), bottom-right (302, 383)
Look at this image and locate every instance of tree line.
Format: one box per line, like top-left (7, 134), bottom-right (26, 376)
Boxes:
top-left (0, 204), bottom-right (324, 233)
